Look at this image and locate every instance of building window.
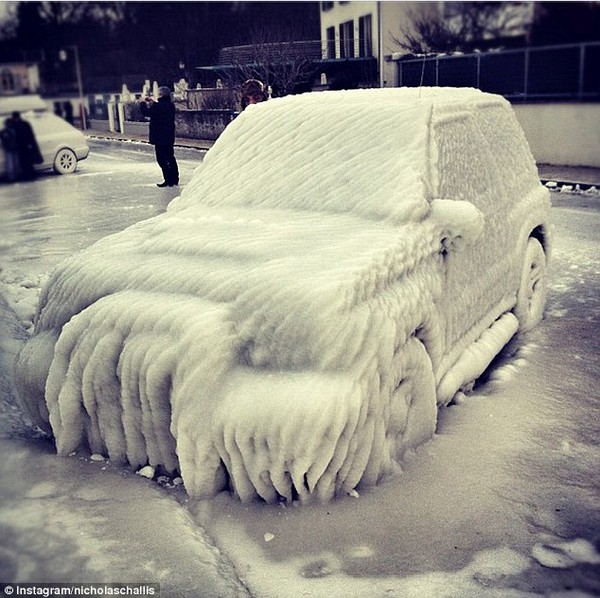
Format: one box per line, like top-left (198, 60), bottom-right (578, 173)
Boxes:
top-left (321, 1), bottom-right (333, 11)
top-left (1, 69), bottom-right (16, 92)
top-left (326, 26), bottom-right (336, 59)
top-left (339, 20), bottom-right (354, 59)
top-left (359, 14), bottom-right (373, 57)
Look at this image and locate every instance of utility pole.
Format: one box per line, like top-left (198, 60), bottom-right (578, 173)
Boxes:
top-left (60, 46), bottom-right (86, 130)
top-left (72, 45), bottom-right (86, 130)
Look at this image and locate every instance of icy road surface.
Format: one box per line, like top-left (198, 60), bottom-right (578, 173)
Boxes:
top-left (0, 139), bottom-right (598, 597)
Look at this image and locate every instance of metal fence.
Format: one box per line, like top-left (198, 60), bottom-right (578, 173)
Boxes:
top-left (396, 42), bottom-right (600, 102)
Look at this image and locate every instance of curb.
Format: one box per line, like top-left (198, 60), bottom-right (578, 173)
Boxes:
top-left (541, 179), bottom-right (599, 192)
top-left (85, 132), bottom-right (214, 151)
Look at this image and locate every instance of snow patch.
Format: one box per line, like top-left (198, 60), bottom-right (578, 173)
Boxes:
top-left (137, 465), bottom-right (156, 479)
top-left (532, 538), bottom-right (600, 569)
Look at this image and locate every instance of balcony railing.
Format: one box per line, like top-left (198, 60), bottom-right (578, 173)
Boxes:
top-left (216, 39), bottom-right (374, 65)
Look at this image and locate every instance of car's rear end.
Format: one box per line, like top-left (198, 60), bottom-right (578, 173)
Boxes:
top-left (0, 95), bottom-right (88, 176)
top-left (26, 111), bottom-right (89, 173)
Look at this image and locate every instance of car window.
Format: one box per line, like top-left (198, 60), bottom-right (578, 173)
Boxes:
top-left (432, 110), bottom-right (498, 212)
top-left (475, 104), bottom-right (540, 200)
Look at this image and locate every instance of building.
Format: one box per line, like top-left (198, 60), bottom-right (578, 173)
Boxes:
top-left (198, 2), bottom-right (420, 92)
top-left (0, 62), bottom-right (40, 95)
top-left (319, 1), bottom-right (536, 88)
top-left (319, 1), bottom-right (437, 88)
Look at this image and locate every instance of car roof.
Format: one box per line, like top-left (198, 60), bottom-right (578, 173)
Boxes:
top-left (0, 95), bottom-right (48, 116)
top-left (173, 87), bottom-right (507, 224)
top-left (285, 86), bottom-right (506, 108)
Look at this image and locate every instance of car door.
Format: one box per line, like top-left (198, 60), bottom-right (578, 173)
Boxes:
top-left (431, 105), bottom-right (516, 355)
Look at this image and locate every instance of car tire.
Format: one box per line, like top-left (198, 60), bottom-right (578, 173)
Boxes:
top-left (361, 335), bottom-right (437, 486)
top-left (515, 237), bottom-right (547, 332)
top-left (53, 148), bottom-right (78, 174)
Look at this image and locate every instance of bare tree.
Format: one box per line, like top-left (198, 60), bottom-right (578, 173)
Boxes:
top-left (393, 2), bottom-right (533, 54)
top-left (0, 1), bottom-right (18, 39)
top-left (225, 24), bottom-right (319, 97)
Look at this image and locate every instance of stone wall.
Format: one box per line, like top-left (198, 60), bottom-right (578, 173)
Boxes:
top-left (122, 120), bottom-right (149, 137)
top-left (89, 108), bottom-right (238, 142)
top-left (175, 109), bottom-right (237, 141)
top-left (88, 118), bottom-right (111, 132)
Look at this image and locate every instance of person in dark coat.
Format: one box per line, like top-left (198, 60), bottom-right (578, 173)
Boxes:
top-left (10, 111), bottom-right (43, 181)
top-left (63, 101), bottom-right (74, 125)
top-left (139, 86), bottom-right (179, 187)
top-left (1, 117), bottom-right (20, 182)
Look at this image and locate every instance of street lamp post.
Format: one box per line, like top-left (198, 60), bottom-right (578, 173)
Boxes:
top-left (59, 45), bottom-right (86, 130)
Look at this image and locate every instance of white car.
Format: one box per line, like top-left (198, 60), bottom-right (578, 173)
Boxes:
top-left (0, 95), bottom-right (89, 176)
top-left (15, 88), bottom-right (551, 504)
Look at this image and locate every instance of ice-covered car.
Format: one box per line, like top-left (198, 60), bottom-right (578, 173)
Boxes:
top-left (0, 95), bottom-right (89, 176)
top-left (15, 87), bottom-right (551, 503)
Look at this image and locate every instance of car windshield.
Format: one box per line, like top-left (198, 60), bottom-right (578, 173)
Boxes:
top-left (171, 91), bottom-right (432, 224)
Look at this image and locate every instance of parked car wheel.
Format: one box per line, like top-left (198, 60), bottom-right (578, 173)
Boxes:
top-left (515, 237), bottom-right (547, 331)
top-left (376, 336), bottom-right (437, 473)
top-left (53, 148), bottom-right (78, 174)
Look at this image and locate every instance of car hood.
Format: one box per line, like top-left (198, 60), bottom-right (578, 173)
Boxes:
top-left (34, 198), bottom-right (439, 370)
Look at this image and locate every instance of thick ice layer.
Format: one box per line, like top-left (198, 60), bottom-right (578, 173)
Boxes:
top-left (22, 208), bottom-right (443, 501)
top-left (14, 88), bottom-right (550, 502)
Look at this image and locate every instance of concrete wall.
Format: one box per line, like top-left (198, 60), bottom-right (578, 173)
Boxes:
top-left (512, 103), bottom-right (600, 167)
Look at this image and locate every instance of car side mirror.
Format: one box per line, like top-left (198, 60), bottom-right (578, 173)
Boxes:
top-left (430, 199), bottom-right (484, 252)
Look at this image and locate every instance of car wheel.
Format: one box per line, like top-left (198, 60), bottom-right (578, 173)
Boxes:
top-left (361, 335), bottom-right (437, 486)
top-left (515, 237), bottom-right (547, 332)
top-left (53, 148), bottom-right (78, 174)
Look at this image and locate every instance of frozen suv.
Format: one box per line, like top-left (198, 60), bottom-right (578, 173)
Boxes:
top-left (15, 88), bottom-right (551, 503)
top-left (1, 95), bottom-right (89, 176)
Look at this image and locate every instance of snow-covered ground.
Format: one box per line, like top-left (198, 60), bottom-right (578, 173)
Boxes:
top-left (1, 129), bottom-right (599, 597)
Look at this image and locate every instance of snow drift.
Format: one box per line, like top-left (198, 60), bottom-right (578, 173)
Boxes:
top-left (14, 88), bottom-right (551, 502)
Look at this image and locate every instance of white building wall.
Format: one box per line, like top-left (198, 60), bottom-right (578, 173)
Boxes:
top-left (379, 1), bottom-right (439, 86)
top-left (26, 64), bottom-right (40, 93)
top-left (320, 1), bottom-right (378, 59)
